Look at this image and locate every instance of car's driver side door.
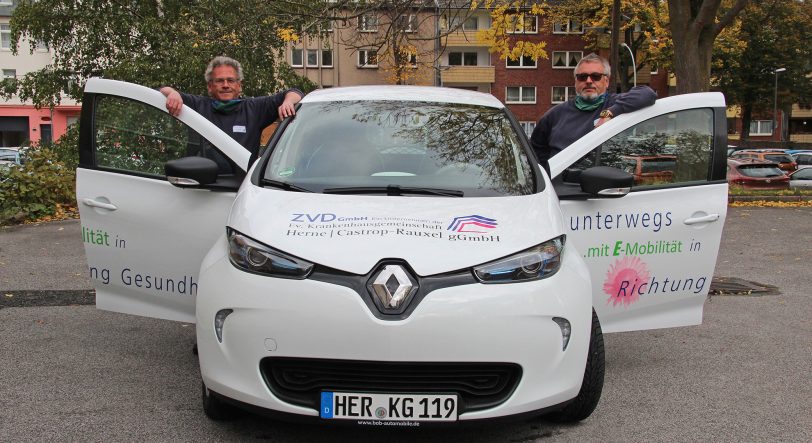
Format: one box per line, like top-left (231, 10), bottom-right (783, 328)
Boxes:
top-left (77, 79), bottom-right (249, 323)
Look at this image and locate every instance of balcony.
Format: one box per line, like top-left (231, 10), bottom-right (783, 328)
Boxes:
top-left (442, 31), bottom-right (489, 47)
top-left (441, 66), bottom-right (495, 84)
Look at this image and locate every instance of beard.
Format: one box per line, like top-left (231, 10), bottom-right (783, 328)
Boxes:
top-left (577, 89), bottom-right (600, 101)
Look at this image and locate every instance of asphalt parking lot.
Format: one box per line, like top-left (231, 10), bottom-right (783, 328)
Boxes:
top-left (0, 207), bottom-right (810, 441)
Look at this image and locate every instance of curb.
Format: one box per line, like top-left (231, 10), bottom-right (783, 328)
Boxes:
top-left (728, 195), bottom-right (812, 203)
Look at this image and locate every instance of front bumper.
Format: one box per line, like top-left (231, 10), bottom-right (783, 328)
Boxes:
top-left (196, 239), bottom-right (592, 422)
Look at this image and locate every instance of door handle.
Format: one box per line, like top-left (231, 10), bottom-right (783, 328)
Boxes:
top-left (82, 198), bottom-right (118, 211)
top-left (684, 214), bottom-right (719, 225)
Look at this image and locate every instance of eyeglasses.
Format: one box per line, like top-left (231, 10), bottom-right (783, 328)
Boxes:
top-left (212, 77), bottom-right (239, 85)
top-left (575, 72), bottom-right (606, 82)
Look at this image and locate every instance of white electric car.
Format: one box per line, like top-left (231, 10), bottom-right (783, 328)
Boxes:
top-left (77, 79), bottom-right (728, 425)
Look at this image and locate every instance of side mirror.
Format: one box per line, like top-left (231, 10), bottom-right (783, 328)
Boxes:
top-left (165, 156), bottom-right (219, 187)
top-left (579, 166), bottom-right (633, 197)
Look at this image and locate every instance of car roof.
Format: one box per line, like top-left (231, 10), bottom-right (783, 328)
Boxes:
top-left (300, 85), bottom-right (506, 109)
top-left (732, 149), bottom-right (789, 154)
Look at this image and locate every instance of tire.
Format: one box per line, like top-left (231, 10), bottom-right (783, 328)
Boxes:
top-left (546, 309), bottom-right (605, 423)
top-left (201, 382), bottom-right (242, 421)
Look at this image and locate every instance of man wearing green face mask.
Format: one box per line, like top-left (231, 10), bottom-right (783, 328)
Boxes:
top-left (160, 56), bottom-right (303, 165)
top-left (530, 53), bottom-right (656, 174)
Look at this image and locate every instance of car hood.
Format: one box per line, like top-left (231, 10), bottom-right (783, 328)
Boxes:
top-left (227, 185), bottom-right (564, 276)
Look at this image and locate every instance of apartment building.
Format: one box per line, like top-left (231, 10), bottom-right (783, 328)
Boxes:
top-left (286, 6), bottom-right (670, 138)
top-left (0, 0), bottom-right (80, 148)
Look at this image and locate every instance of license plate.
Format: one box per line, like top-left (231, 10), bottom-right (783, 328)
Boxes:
top-left (320, 392), bottom-right (458, 422)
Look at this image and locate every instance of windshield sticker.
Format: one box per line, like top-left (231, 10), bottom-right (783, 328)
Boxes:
top-left (287, 213), bottom-right (500, 242)
top-left (278, 167), bottom-right (295, 177)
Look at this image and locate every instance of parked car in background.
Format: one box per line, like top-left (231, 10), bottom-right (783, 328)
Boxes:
top-left (621, 155), bottom-right (677, 185)
top-left (0, 147), bottom-right (21, 181)
top-left (727, 158), bottom-right (789, 189)
top-left (787, 150), bottom-right (812, 169)
top-left (729, 149), bottom-right (797, 173)
top-left (0, 147), bottom-right (21, 164)
top-left (788, 168), bottom-right (812, 188)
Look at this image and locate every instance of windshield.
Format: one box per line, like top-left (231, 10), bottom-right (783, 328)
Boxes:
top-left (262, 100), bottom-right (536, 197)
top-left (764, 154), bottom-right (793, 163)
top-left (738, 165), bottom-right (785, 177)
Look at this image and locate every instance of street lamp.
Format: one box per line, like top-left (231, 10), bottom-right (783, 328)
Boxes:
top-left (774, 67), bottom-right (786, 140)
top-left (620, 43), bottom-right (636, 87)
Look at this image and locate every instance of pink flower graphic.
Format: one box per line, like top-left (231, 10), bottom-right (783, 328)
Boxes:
top-left (603, 256), bottom-right (650, 307)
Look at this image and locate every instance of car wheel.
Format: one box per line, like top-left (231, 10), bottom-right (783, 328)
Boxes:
top-left (545, 309), bottom-right (605, 423)
top-left (201, 382), bottom-right (242, 421)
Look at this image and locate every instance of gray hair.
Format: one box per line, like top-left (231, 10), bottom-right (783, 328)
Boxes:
top-left (574, 53), bottom-right (611, 77)
top-left (204, 56), bottom-right (244, 83)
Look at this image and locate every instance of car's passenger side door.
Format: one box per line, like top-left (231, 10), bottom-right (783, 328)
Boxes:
top-left (77, 79), bottom-right (249, 323)
top-left (551, 93), bottom-right (728, 332)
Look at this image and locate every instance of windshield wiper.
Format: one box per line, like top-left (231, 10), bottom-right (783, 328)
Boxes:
top-left (260, 178), bottom-right (313, 193)
top-left (323, 185), bottom-right (464, 197)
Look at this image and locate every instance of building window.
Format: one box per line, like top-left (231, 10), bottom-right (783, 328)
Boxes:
top-left (1, 24), bottom-right (11, 50)
top-left (552, 51), bottom-right (582, 68)
top-left (750, 120), bottom-right (773, 136)
top-left (506, 55), bottom-right (536, 68)
top-left (321, 50), bottom-right (333, 67)
top-left (553, 19), bottom-right (583, 34)
top-left (406, 53), bottom-right (417, 67)
top-left (306, 49), bottom-right (319, 67)
top-left (650, 64), bottom-right (659, 75)
top-left (551, 86), bottom-right (577, 103)
top-left (358, 50), bottom-right (378, 68)
top-left (291, 48), bottom-right (303, 67)
top-left (359, 14), bottom-right (378, 32)
top-left (463, 16), bottom-right (479, 30)
top-left (506, 15), bottom-right (538, 34)
top-left (398, 14), bottom-right (417, 32)
top-left (520, 121), bottom-right (536, 137)
top-left (2, 69), bottom-right (16, 79)
top-left (442, 15), bottom-right (479, 31)
top-left (448, 52), bottom-right (478, 66)
top-left (506, 86), bottom-right (536, 104)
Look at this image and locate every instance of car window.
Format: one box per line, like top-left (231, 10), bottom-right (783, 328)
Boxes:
top-left (564, 108), bottom-right (714, 187)
top-left (764, 154), bottom-right (793, 163)
top-left (793, 169), bottom-right (812, 179)
top-left (738, 165), bottom-right (784, 177)
top-left (264, 100), bottom-right (536, 197)
top-left (93, 95), bottom-right (234, 176)
top-left (796, 154), bottom-right (812, 165)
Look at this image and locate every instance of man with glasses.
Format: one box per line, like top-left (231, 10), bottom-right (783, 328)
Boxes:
top-left (160, 56), bottom-right (303, 162)
top-left (530, 53), bottom-right (656, 172)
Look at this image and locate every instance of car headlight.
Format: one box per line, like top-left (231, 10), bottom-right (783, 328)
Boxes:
top-left (473, 235), bottom-right (565, 283)
top-left (227, 228), bottom-right (314, 279)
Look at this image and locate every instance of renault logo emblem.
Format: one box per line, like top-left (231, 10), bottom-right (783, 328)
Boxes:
top-left (370, 264), bottom-right (415, 310)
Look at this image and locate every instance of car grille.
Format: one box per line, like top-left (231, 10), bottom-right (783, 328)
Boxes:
top-left (260, 357), bottom-right (522, 413)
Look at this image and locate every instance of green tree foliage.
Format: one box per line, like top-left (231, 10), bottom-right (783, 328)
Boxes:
top-left (0, 145), bottom-right (76, 224)
top-left (712, 0), bottom-right (812, 140)
top-left (2, 0), bottom-right (319, 108)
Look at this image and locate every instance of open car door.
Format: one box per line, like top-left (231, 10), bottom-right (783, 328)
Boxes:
top-left (551, 93), bottom-right (728, 333)
top-left (77, 78), bottom-right (250, 323)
